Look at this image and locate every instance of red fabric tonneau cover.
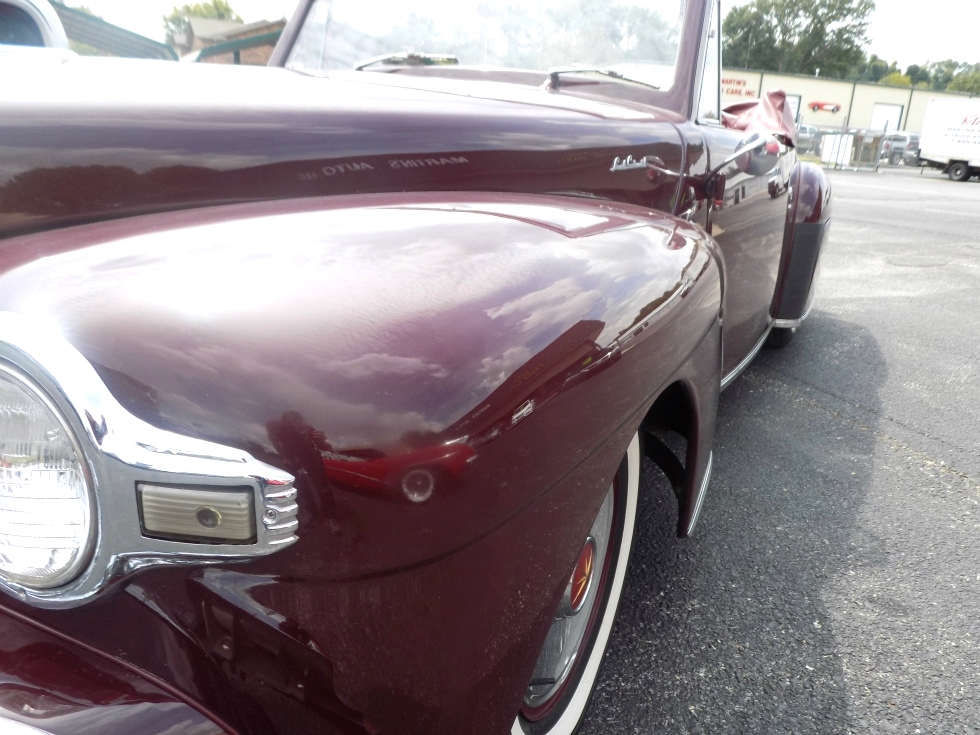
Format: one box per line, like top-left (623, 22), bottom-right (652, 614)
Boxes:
top-left (721, 89), bottom-right (798, 148)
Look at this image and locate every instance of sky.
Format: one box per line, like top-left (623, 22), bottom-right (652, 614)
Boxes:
top-left (71, 0), bottom-right (979, 69)
top-left (860, 0), bottom-right (980, 68)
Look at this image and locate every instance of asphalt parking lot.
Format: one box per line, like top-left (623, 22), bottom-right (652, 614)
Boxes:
top-left (581, 166), bottom-right (980, 734)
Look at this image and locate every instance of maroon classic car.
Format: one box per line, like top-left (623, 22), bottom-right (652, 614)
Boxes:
top-left (0, 1), bottom-right (830, 733)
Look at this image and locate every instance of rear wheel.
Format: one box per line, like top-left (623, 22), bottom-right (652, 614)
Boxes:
top-left (512, 433), bottom-right (640, 735)
top-left (766, 326), bottom-right (796, 348)
top-left (949, 162), bottom-right (970, 182)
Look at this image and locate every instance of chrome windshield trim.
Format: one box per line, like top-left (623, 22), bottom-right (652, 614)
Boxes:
top-left (720, 325), bottom-right (771, 391)
top-left (0, 312), bottom-right (298, 609)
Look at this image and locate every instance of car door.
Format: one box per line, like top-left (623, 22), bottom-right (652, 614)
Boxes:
top-left (685, 0), bottom-right (793, 379)
top-left (704, 130), bottom-right (791, 378)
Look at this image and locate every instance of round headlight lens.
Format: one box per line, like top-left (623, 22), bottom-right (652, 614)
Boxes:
top-left (0, 366), bottom-right (93, 589)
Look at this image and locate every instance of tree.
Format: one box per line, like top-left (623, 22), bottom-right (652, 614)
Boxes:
top-left (878, 71), bottom-right (910, 86)
top-left (850, 53), bottom-right (897, 83)
top-left (905, 64), bottom-right (930, 87)
top-left (722, 0), bottom-right (875, 79)
top-left (926, 59), bottom-right (960, 91)
top-left (163, 0), bottom-right (241, 46)
top-left (948, 65), bottom-right (980, 94)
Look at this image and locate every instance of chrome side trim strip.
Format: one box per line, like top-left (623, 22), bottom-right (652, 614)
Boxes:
top-left (720, 326), bottom-right (771, 391)
top-left (0, 312), bottom-right (298, 609)
top-left (683, 451), bottom-right (713, 536)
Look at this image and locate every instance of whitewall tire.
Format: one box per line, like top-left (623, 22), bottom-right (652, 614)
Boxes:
top-left (512, 432), bottom-right (640, 735)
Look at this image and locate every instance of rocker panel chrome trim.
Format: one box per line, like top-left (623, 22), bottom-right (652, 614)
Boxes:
top-left (720, 326), bottom-right (770, 391)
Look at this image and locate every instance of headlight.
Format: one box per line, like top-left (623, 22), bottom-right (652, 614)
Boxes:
top-left (0, 310), bottom-right (297, 608)
top-left (0, 365), bottom-right (94, 589)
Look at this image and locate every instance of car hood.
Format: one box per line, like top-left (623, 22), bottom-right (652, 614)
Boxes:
top-left (0, 57), bottom-right (687, 237)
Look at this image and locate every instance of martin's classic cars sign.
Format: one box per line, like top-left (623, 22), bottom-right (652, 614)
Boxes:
top-left (0, 1), bottom-right (829, 734)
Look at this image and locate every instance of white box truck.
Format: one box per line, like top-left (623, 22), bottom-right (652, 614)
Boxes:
top-left (918, 98), bottom-right (980, 181)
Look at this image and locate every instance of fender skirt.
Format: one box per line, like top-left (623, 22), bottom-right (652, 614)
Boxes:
top-left (770, 161), bottom-right (832, 326)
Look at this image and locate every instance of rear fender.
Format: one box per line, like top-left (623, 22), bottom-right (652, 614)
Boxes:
top-left (770, 161), bottom-right (831, 326)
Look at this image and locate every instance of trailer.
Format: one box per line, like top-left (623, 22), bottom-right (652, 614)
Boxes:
top-left (917, 98), bottom-right (980, 181)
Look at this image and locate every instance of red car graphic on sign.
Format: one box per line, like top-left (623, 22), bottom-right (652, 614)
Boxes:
top-left (809, 101), bottom-right (842, 112)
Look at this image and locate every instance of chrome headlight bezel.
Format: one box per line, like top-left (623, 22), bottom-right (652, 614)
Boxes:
top-left (0, 312), bottom-right (298, 609)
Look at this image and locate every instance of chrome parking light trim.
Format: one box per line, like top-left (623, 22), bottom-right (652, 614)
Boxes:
top-left (0, 312), bottom-right (298, 609)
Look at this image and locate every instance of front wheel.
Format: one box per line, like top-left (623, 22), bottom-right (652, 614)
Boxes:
top-left (949, 162), bottom-right (970, 182)
top-left (512, 433), bottom-right (640, 735)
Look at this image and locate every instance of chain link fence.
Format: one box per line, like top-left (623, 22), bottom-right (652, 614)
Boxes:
top-left (807, 126), bottom-right (918, 171)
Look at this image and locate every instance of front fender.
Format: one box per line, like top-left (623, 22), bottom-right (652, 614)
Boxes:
top-left (770, 161), bottom-right (831, 325)
top-left (0, 191), bottom-right (723, 735)
top-left (0, 191), bottom-right (721, 581)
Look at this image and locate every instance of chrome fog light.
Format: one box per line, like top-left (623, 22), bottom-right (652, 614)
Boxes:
top-left (0, 366), bottom-right (94, 589)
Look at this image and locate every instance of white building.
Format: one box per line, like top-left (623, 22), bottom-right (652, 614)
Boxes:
top-left (721, 68), bottom-right (977, 133)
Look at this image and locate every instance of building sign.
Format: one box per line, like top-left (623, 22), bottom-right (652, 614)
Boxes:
top-left (722, 76), bottom-right (756, 99)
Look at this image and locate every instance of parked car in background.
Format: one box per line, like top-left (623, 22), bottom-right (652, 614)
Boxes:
top-left (879, 132), bottom-right (919, 165)
top-left (0, 0), bottom-right (66, 48)
top-left (902, 139), bottom-right (921, 166)
top-left (0, 1), bottom-right (831, 734)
